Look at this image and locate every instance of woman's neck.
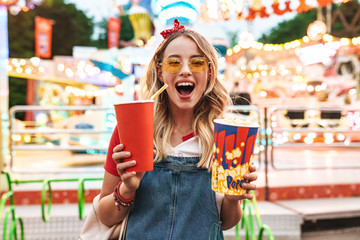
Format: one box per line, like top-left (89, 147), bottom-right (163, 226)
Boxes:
top-left (170, 109), bottom-right (194, 147)
top-left (172, 108), bottom-right (193, 133)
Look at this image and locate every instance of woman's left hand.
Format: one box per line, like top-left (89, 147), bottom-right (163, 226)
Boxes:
top-left (225, 165), bottom-right (257, 201)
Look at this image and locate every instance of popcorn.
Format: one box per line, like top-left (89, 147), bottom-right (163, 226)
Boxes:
top-left (212, 161), bottom-right (250, 195)
top-left (215, 116), bottom-right (258, 127)
top-left (211, 117), bottom-right (259, 195)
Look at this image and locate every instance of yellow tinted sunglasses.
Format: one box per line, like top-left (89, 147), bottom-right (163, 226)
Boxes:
top-left (159, 57), bottom-right (210, 73)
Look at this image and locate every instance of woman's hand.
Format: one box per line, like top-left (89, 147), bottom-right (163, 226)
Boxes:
top-left (112, 144), bottom-right (145, 198)
top-left (225, 165), bottom-right (257, 201)
top-left (220, 165), bottom-right (257, 229)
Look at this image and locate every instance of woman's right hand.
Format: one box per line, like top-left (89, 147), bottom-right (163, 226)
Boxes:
top-left (112, 144), bottom-right (144, 197)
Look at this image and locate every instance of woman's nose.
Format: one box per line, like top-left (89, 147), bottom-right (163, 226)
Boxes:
top-left (179, 61), bottom-right (191, 75)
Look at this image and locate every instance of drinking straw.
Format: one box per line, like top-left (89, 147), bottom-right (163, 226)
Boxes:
top-left (151, 83), bottom-right (168, 100)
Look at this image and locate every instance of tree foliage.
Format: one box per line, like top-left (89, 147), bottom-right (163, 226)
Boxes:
top-left (92, 15), bottom-right (135, 49)
top-left (91, 18), bottom-right (108, 49)
top-left (8, 77), bottom-right (27, 120)
top-left (7, 0), bottom-right (95, 113)
top-left (119, 15), bottom-right (135, 42)
top-left (8, 0), bottom-right (94, 58)
top-left (258, 10), bottom-right (317, 44)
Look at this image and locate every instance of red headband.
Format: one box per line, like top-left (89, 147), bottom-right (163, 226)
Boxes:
top-left (160, 19), bottom-right (186, 39)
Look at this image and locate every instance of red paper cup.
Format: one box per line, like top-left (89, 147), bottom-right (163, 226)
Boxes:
top-left (211, 119), bottom-right (259, 195)
top-left (114, 100), bottom-right (154, 172)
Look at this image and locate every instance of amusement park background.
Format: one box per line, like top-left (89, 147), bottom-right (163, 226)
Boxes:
top-left (0, 0), bottom-right (360, 239)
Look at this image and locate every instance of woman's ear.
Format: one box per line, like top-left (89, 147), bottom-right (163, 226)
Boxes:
top-left (157, 65), bottom-right (164, 82)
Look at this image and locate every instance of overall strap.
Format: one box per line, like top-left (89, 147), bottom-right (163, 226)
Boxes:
top-left (154, 155), bottom-right (205, 172)
top-left (154, 162), bottom-right (201, 172)
top-left (208, 221), bottom-right (223, 240)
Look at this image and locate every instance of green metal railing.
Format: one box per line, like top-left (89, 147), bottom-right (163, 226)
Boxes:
top-left (1, 171), bottom-right (273, 240)
top-left (0, 172), bottom-right (24, 240)
top-left (236, 191), bottom-right (274, 240)
top-left (0, 171), bottom-right (102, 240)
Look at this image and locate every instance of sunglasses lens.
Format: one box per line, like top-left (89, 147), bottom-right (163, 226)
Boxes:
top-left (162, 57), bottom-right (182, 73)
top-left (161, 57), bottom-right (209, 73)
top-left (189, 57), bottom-right (208, 72)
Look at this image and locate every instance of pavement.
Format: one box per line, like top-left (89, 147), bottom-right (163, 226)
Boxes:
top-left (1, 197), bottom-right (360, 240)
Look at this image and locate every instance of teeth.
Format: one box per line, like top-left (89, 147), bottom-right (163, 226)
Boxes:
top-left (176, 82), bottom-right (194, 87)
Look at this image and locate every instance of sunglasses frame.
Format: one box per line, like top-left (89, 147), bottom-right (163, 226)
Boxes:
top-left (158, 57), bottom-right (211, 73)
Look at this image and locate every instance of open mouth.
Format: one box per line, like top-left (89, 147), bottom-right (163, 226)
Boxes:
top-left (176, 82), bottom-right (195, 96)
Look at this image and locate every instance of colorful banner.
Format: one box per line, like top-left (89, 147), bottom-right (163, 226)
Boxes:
top-left (200, 0), bottom-right (350, 22)
top-left (108, 17), bottom-right (121, 49)
top-left (35, 16), bottom-right (53, 59)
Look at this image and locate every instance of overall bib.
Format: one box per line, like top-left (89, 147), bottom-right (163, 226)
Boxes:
top-left (125, 156), bottom-right (224, 240)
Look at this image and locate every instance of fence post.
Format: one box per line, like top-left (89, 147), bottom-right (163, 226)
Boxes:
top-left (264, 107), bottom-right (269, 201)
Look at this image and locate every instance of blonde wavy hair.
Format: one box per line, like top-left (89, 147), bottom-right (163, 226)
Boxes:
top-left (140, 30), bottom-right (231, 169)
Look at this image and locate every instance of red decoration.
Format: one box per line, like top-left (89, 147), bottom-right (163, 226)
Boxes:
top-left (297, 0), bottom-right (310, 13)
top-left (246, 6), bottom-right (269, 21)
top-left (108, 17), bottom-right (121, 49)
top-left (317, 0), bottom-right (333, 7)
top-left (160, 19), bottom-right (185, 39)
top-left (236, 11), bottom-right (243, 20)
top-left (272, 1), bottom-right (292, 15)
top-left (35, 16), bottom-right (53, 59)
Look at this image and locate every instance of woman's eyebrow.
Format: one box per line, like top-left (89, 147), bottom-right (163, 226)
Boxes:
top-left (166, 54), bottom-right (181, 58)
top-left (191, 54), bottom-right (204, 58)
top-left (166, 54), bottom-right (204, 58)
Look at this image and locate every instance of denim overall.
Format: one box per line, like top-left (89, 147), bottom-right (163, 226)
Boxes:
top-left (125, 156), bottom-right (224, 240)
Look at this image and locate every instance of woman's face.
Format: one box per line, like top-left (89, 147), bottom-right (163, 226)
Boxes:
top-left (158, 36), bottom-right (209, 113)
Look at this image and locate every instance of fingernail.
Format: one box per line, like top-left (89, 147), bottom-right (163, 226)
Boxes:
top-left (114, 144), bottom-right (122, 152)
top-left (130, 160), bottom-right (136, 164)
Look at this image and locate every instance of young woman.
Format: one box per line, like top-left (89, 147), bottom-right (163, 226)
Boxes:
top-left (98, 19), bottom-right (257, 239)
